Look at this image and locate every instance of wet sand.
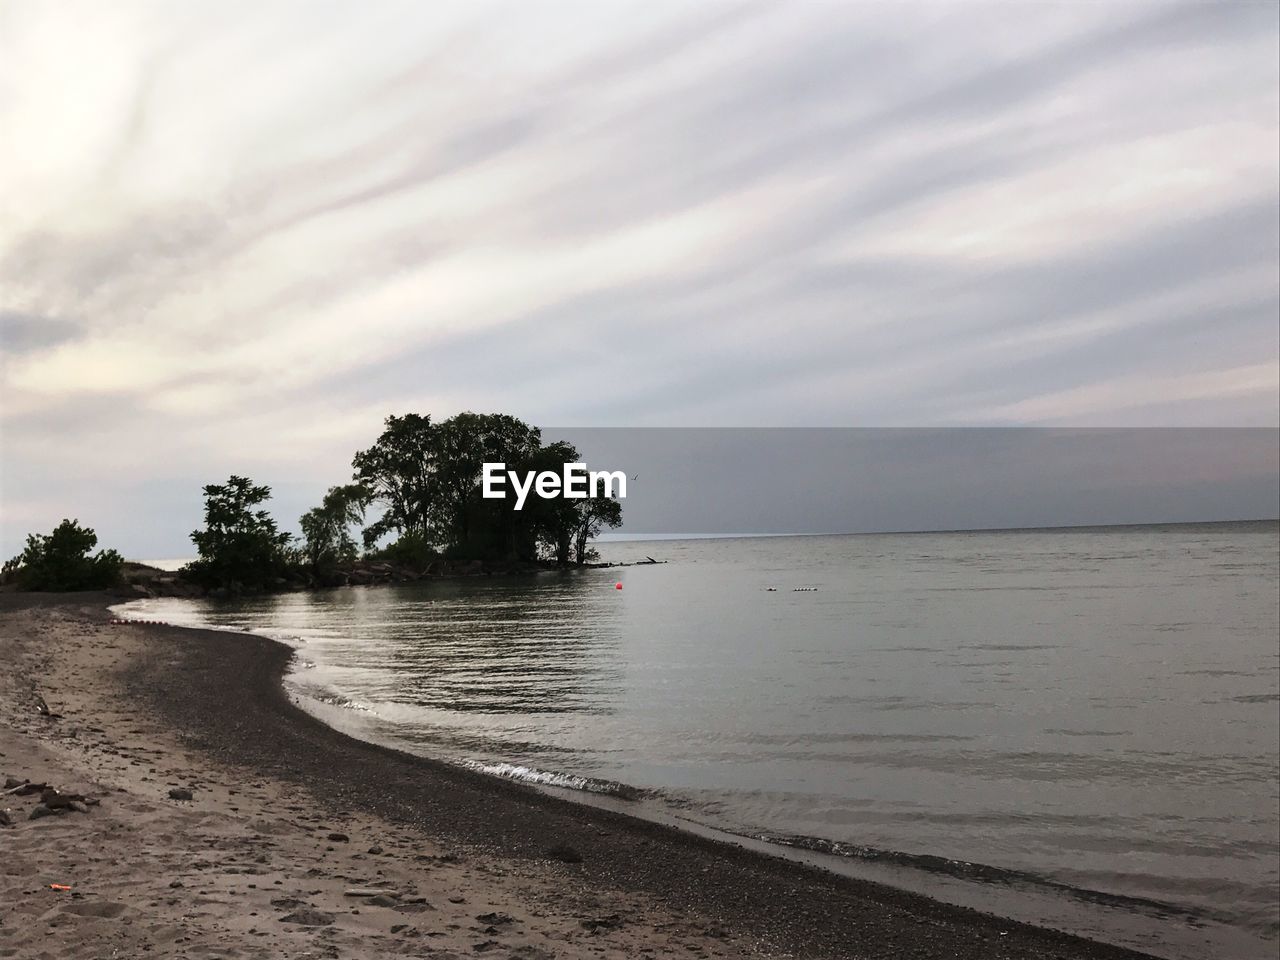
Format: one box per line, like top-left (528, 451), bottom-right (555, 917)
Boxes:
top-left (0, 591), bottom-right (1157, 959)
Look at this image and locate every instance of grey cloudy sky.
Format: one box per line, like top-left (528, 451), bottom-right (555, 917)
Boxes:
top-left (1, 1), bottom-right (1277, 556)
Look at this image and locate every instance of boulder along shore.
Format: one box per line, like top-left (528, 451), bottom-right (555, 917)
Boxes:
top-left (0, 591), bottom-right (1157, 960)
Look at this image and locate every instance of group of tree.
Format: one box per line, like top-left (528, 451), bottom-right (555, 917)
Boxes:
top-left (183, 412), bottom-right (621, 591)
top-left (4, 413), bottom-right (623, 594)
top-left (352, 412), bottom-right (620, 568)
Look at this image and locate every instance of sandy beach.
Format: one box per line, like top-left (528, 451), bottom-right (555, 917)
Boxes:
top-left (0, 591), bottom-right (1158, 960)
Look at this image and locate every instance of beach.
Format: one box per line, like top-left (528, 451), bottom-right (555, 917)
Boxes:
top-left (0, 591), bottom-right (1160, 960)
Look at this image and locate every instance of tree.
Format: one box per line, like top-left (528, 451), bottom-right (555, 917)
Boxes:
top-left (185, 476), bottom-right (293, 590)
top-left (430, 412), bottom-right (542, 558)
top-left (573, 493), bottom-right (623, 565)
top-left (522, 440), bottom-right (583, 565)
top-left (352, 414), bottom-right (437, 549)
top-left (2, 519), bottom-right (123, 591)
top-left (299, 484), bottom-right (368, 572)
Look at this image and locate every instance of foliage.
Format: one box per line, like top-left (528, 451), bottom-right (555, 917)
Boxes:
top-left (184, 476), bottom-right (294, 590)
top-left (430, 413), bottom-right (543, 559)
top-left (351, 414), bottom-right (437, 549)
top-left (571, 493), bottom-right (623, 565)
top-left (299, 484), bottom-right (368, 572)
top-left (3, 519), bottom-right (123, 591)
top-left (362, 530), bottom-right (438, 571)
top-left (522, 440), bottom-right (584, 565)
top-left (353, 412), bottom-right (623, 565)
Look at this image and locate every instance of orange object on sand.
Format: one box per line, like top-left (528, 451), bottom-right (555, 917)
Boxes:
top-left (49, 884), bottom-right (71, 891)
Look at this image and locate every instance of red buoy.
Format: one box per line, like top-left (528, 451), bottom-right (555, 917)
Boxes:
top-left (615, 582), bottom-right (623, 590)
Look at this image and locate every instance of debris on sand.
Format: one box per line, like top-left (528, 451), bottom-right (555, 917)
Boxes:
top-left (278, 907), bottom-right (336, 926)
top-left (344, 886), bottom-right (399, 898)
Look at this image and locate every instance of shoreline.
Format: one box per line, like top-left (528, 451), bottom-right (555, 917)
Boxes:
top-left (1, 590), bottom-right (1161, 959)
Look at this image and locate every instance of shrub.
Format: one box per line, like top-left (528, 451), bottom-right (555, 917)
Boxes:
top-left (3, 519), bottom-right (123, 591)
top-left (363, 531), bottom-right (438, 571)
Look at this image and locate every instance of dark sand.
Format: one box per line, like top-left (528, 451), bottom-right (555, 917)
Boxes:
top-left (0, 591), bottom-right (1159, 959)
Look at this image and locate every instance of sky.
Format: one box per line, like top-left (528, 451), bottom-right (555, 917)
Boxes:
top-left (1, 1), bottom-right (1278, 556)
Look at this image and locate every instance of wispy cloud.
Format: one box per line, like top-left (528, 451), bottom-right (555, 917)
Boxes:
top-left (1, 0), bottom-right (1276, 554)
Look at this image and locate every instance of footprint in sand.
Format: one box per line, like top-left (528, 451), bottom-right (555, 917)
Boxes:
top-left (56, 899), bottom-right (129, 919)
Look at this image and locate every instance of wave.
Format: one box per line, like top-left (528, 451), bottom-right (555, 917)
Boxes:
top-left (296, 688), bottom-right (378, 714)
top-left (754, 832), bottom-right (1222, 924)
top-left (461, 760), bottom-right (645, 800)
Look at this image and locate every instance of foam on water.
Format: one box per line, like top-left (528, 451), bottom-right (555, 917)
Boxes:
top-left (460, 760), bottom-right (644, 799)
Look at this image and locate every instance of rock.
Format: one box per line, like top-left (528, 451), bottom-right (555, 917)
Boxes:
top-left (394, 902), bottom-right (433, 914)
top-left (367, 894), bottom-right (399, 908)
top-left (3, 777), bottom-right (22, 789)
top-left (168, 788), bottom-right (194, 801)
top-left (326, 832), bottom-right (349, 842)
top-left (390, 923), bottom-right (409, 934)
top-left (580, 914), bottom-right (623, 932)
top-left (28, 804), bottom-right (60, 820)
top-left (475, 912), bottom-right (515, 926)
top-left (367, 845), bottom-right (384, 855)
top-left (41, 787), bottom-right (83, 809)
top-left (545, 843), bottom-right (582, 864)
top-left (0, 809), bottom-right (13, 827)
top-left (279, 908), bottom-right (335, 926)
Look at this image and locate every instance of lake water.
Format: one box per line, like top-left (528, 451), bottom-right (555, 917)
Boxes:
top-left (121, 521), bottom-right (1279, 959)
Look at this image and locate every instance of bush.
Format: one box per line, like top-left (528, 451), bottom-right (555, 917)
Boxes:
top-left (3, 519), bottom-right (123, 591)
top-left (363, 531), bottom-right (439, 571)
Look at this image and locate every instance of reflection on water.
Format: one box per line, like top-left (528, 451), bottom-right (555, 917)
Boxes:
top-left (124, 521), bottom-right (1280, 960)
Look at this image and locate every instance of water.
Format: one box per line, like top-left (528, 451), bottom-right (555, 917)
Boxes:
top-left (121, 521), bottom-right (1280, 959)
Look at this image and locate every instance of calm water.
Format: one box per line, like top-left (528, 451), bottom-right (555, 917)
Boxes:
top-left (122, 522), bottom-right (1279, 959)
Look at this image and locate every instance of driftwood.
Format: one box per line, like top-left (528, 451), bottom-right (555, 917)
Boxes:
top-left (5, 780), bottom-right (47, 796)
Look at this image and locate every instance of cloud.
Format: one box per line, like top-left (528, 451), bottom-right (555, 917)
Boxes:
top-left (0, 311), bottom-right (84, 354)
top-left (0, 0), bottom-right (1276, 554)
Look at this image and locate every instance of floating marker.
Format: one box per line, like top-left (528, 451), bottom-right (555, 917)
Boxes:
top-left (615, 582), bottom-right (623, 590)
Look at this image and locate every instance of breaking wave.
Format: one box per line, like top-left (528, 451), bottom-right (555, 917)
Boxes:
top-left (461, 760), bottom-right (645, 800)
